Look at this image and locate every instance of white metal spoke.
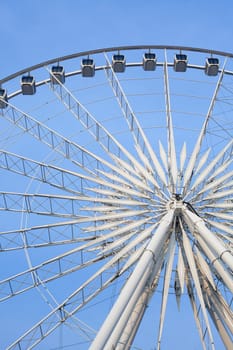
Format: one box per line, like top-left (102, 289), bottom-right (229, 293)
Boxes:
top-left (182, 59), bottom-right (227, 195)
top-left (0, 187), bottom-right (154, 218)
top-left (200, 188), bottom-right (233, 201)
top-left (7, 226), bottom-right (155, 350)
top-left (78, 196), bottom-right (152, 208)
top-left (204, 211), bottom-right (233, 222)
top-left (86, 180), bottom-right (151, 200)
top-left (194, 148), bottom-right (211, 175)
top-left (163, 49), bottom-right (178, 192)
top-left (0, 246), bottom-right (109, 302)
top-left (0, 220), bottom-right (96, 251)
top-left (179, 142), bottom-right (187, 175)
top-left (1, 102), bottom-right (152, 187)
top-left (206, 219), bottom-right (233, 240)
top-left (185, 274), bottom-right (208, 350)
top-left (0, 103), bottom-right (103, 174)
top-left (189, 139), bottom-right (233, 195)
top-left (7, 266), bottom-right (122, 350)
top-left (0, 216), bottom-right (153, 301)
top-left (1, 149), bottom-right (149, 198)
top-left (174, 247), bottom-right (185, 309)
top-left (217, 179), bottom-right (233, 191)
top-left (194, 168), bottom-right (233, 199)
top-left (108, 153), bottom-right (167, 200)
top-left (1, 105), bottom-right (167, 202)
top-left (0, 149), bottom-right (95, 194)
top-left (0, 192), bottom-right (82, 218)
top-left (200, 201), bottom-right (233, 210)
top-left (48, 69), bottom-right (157, 189)
top-left (104, 53), bottom-right (168, 190)
top-left (197, 261), bottom-right (233, 333)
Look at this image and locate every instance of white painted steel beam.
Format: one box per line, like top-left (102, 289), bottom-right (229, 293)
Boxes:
top-left (180, 221), bottom-right (215, 349)
top-left (157, 232), bottom-right (176, 349)
top-left (194, 234), bottom-right (233, 294)
top-left (200, 272), bottom-right (233, 348)
top-left (103, 266), bottom-right (152, 349)
top-left (108, 240), bottom-right (166, 350)
top-left (89, 209), bottom-right (175, 350)
top-left (182, 207), bottom-right (233, 272)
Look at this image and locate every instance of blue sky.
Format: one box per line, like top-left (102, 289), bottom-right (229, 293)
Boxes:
top-left (1, 1), bottom-right (232, 350)
top-left (1, 0), bottom-right (233, 77)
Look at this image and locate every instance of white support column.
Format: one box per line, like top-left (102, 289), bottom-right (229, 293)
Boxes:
top-left (109, 245), bottom-right (166, 350)
top-left (182, 207), bottom-right (233, 272)
top-left (201, 275), bottom-right (233, 349)
top-left (104, 266), bottom-right (152, 350)
top-left (207, 306), bottom-right (233, 350)
top-left (116, 298), bottom-right (147, 350)
top-left (195, 234), bottom-right (233, 293)
top-left (116, 292), bottom-right (148, 350)
top-left (89, 210), bottom-right (175, 350)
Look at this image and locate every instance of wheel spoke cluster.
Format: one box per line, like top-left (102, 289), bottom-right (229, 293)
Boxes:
top-left (0, 46), bottom-right (232, 350)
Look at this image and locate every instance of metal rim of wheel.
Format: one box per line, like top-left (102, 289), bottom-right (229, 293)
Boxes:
top-left (0, 45), bottom-right (232, 350)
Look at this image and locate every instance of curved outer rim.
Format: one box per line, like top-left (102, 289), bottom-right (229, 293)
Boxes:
top-left (7, 62), bottom-right (212, 100)
top-left (1, 44), bottom-right (233, 85)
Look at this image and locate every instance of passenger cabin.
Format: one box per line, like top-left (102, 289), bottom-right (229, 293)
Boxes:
top-left (143, 53), bottom-right (156, 71)
top-left (21, 75), bottom-right (36, 95)
top-left (0, 88), bottom-right (8, 108)
top-left (81, 58), bottom-right (95, 77)
top-left (112, 54), bottom-right (126, 73)
top-left (205, 58), bottom-right (219, 76)
top-left (174, 54), bottom-right (188, 72)
top-left (50, 66), bottom-right (65, 84)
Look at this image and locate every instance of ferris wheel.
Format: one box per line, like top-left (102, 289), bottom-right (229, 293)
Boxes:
top-left (0, 45), bottom-right (232, 350)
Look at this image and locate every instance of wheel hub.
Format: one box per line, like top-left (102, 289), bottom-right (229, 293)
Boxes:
top-left (166, 193), bottom-right (184, 214)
